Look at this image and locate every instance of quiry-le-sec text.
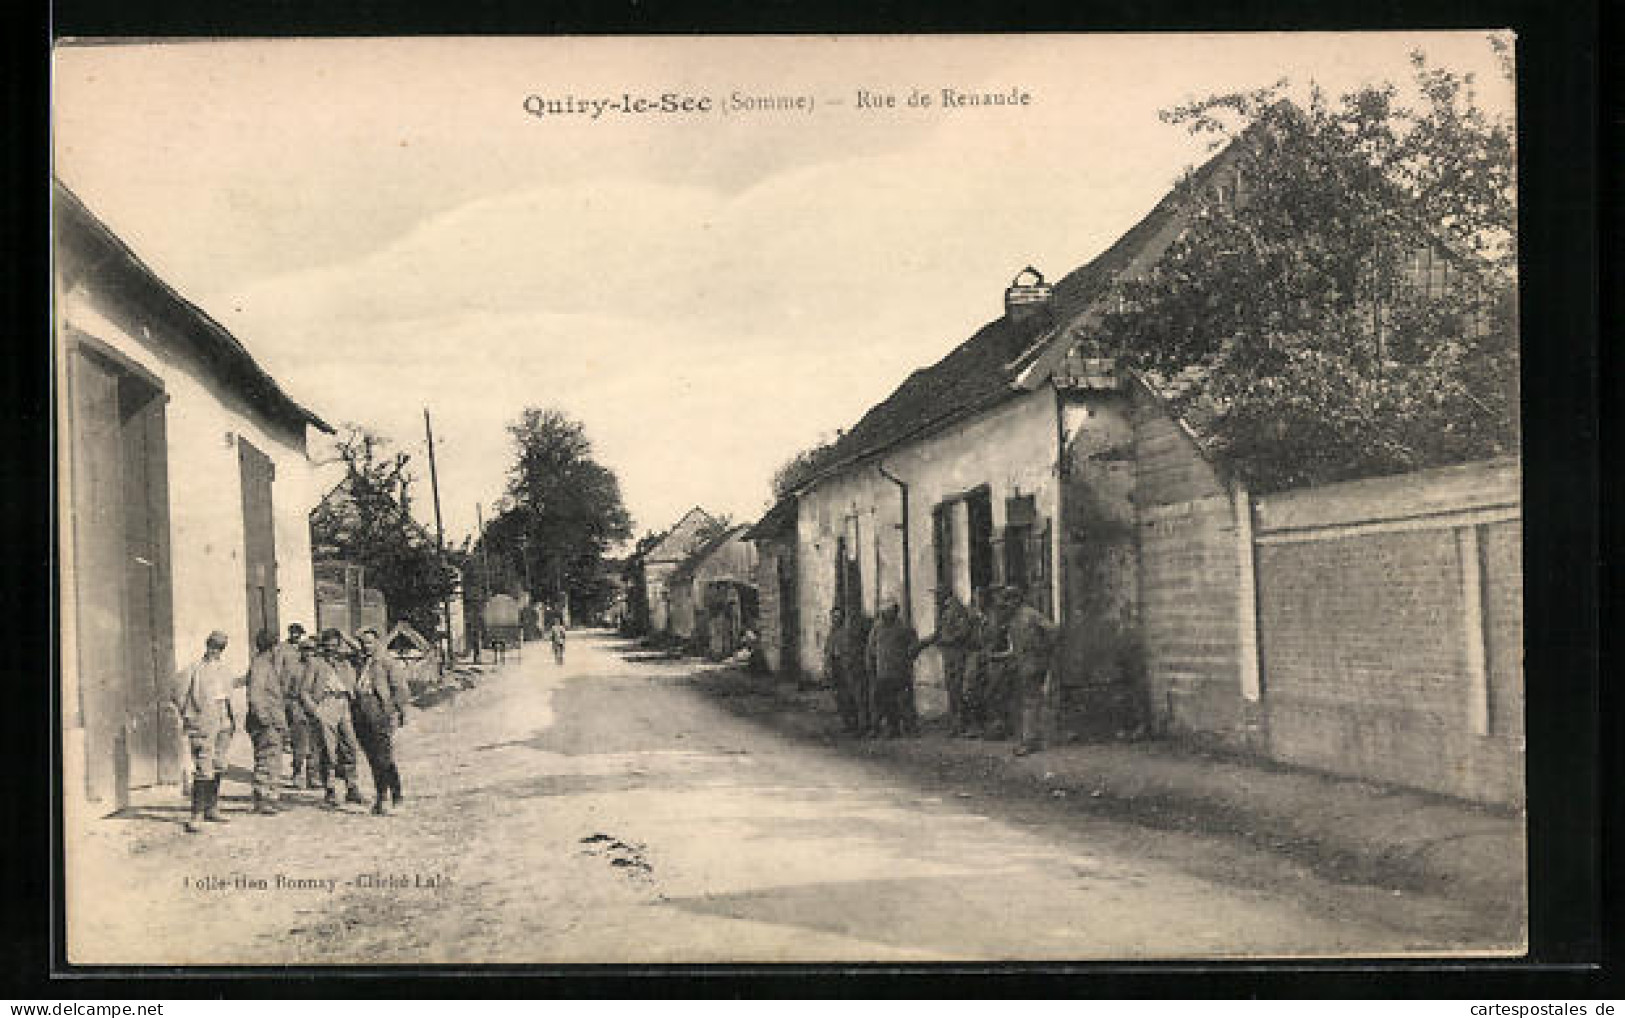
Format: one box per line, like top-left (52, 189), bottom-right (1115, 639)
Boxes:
top-left (522, 87), bottom-right (1033, 120)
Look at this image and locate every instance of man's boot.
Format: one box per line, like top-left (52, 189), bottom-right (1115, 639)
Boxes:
top-left (253, 790), bottom-right (279, 815)
top-left (371, 794), bottom-right (390, 816)
top-left (323, 785), bottom-right (340, 809)
top-left (344, 781), bottom-right (366, 805)
top-left (203, 778), bottom-right (230, 823)
top-left (184, 777), bottom-right (206, 833)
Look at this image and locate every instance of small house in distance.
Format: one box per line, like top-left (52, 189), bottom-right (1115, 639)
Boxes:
top-left (667, 526), bottom-right (759, 658)
top-left (743, 497), bottom-right (799, 675)
top-left (640, 506), bottom-right (718, 635)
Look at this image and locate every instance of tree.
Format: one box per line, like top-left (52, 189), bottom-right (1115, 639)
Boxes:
top-left (309, 427), bottom-right (462, 636)
top-left (480, 408), bottom-right (633, 620)
top-left (1094, 48), bottom-right (1518, 493)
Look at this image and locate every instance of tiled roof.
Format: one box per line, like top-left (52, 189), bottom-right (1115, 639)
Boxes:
top-left (54, 179), bottom-right (334, 435)
top-left (670, 525), bottom-right (749, 582)
top-left (742, 497), bottom-right (797, 541)
top-left (644, 507), bottom-right (716, 563)
top-left (799, 131), bottom-right (1246, 488)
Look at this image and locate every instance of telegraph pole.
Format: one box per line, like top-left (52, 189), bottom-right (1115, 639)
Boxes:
top-left (475, 501), bottom-right (492, 664)
top-left (423, 408), bottom-right (454, 673)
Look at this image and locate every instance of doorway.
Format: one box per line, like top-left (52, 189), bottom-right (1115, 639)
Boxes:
top-left (65, 341), bottom-right (176, 803)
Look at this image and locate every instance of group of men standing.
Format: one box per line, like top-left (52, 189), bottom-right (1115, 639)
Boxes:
top-left (171, 622), bottom-right (414, 834)
top-left (823, 585), bottom-right (1056, 755)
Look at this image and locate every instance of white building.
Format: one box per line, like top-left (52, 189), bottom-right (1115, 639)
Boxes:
top-left (54, 181), bottom-right (334, 813)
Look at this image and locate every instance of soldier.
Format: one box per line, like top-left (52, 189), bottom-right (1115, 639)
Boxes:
top-left (823, 607), bottom-right (861, 734)
top-left (973, 587), bottom-right (1013, 740)
top-left (243, 629), bottom-right (287, 815)
top-left (172, 630), bottom-right (237, 834)
top-left (274, 623), bottom-right (314, 788)
top-left (992, 586), bottom-right (1058, 756)
top-left (353, 628), bottom-right (412, 815)
top-left (300, 628), bottom-right (366, 809)
top-left (932, 587), bottom-right (976, 736)
top-left (292, 636), bottom-right (326, 788)
top-left (865, 601), bottom-right (931, 738)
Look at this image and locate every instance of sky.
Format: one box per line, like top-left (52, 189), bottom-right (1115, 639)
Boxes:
top-left (53, 33), bottom-right (1513, 550)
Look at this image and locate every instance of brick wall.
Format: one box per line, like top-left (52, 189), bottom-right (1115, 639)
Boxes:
top-left (1128, 376), bottom-right (1523, 804)
top-left (1252, 458), bottom-right (1523, 806)
top-left (1131, 384), bottom-right (1252, 745)
top-left (1137, 496), bottom-right (1248, 744)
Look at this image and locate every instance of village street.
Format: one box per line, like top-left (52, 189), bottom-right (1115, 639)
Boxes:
top-left (67, 631), bottom-right (1508, 966)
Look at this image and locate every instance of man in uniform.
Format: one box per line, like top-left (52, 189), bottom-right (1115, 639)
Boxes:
top-left (973, 587), bottom-right (1013, 739)
top-left (932, 588), bottom-right (976, 736)
top-left (273, 623), bottom-right (314, 788)
top-left (822, 607), bottom-right (861, 734)
top-left (353, 627), bottom-right (412, 814)
top-left (865, 601), bottom-right (931, 738)
top-left (992, 586), bottom-right (1058, 755)
top-left (300, 628), bottom-right (366, 808)
top-left (172, 630), bottom-right (238, 833)
top-left (243, 629), bottom-right (287, 815)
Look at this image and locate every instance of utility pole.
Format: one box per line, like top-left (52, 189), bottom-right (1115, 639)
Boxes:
top-left (423, 408), bottom-right (454, 673)
top-left (475, 501), bottom-right (492, 664)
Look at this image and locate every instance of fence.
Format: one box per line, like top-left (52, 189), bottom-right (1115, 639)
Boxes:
top-left (1141, 456), bottom-right (1523, 807)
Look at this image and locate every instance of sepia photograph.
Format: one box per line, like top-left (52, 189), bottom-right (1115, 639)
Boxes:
top-left (52, 32), bottom-right (1526, 966)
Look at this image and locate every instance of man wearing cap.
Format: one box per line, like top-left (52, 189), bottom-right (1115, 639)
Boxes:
top-left (274, 623), bottom-right (314, 788)
top-left (992, 586), bottom-right (1058, 755)
top-left (172, 630), bottom-right (238, 833)
top-left (243, 629), bottom-right (287, 815)
top-left (822, 607), bottom-right (862, 734)
top-left (353, 627), bottom-right (412, 814)
top-left (932, 587), bottom-right (976, 736)
top-left (865, 601), bottom-right (931, 738)
top-left (300, 629), bottom-right (366, 808)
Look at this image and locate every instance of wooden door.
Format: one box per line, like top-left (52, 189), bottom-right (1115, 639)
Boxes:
top-left (118, 374), bottom-right (175, 788)
top-left (238, 439), bottom-right (279, 643)
top-left (66, 348), bottom-right (126, 803)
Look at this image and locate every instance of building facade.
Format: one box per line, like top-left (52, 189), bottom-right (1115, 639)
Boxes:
top-left (55, 182), bottom-right (333, 812)
top-left (778, 122), bottom-right (1523, 803)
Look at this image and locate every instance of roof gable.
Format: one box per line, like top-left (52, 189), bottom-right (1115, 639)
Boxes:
top-left (645, 507), bottom-right (716, 563)
top-left (670, 525), bottom-right (749, 582)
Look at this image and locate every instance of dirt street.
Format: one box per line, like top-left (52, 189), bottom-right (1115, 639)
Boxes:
top-left (67, 632), bottom-right (1511, 964)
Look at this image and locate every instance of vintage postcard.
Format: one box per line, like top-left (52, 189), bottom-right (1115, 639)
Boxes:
top-left (53, 32), bottom-right (1525, 965)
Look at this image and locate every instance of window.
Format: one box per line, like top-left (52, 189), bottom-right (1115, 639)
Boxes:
top-left (931, 503), bottom-right (953, 599)
top-left (966, 489), bottom-right (994, 597)
top-left (1402, 245), bottom-right (1452, 299)
top-left (1000, 496), bottom-right (1053, 619)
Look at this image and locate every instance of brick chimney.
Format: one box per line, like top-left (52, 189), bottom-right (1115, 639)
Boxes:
top-left (1005, 266), bottom-right (1053, 324)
